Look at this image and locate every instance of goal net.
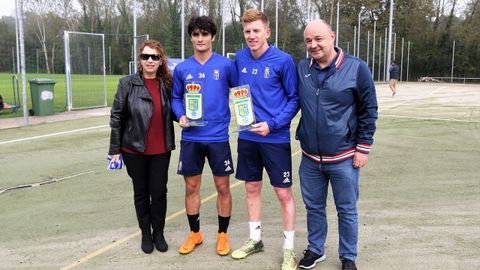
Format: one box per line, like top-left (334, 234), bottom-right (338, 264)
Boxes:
top-left (129, 34), bottom-right (150, 75)
top-left (64, 31), bottom-right (107, 110)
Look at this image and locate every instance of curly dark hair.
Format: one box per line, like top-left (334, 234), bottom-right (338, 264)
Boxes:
top-left (137, 40), bottom-right (172, 91)
top-left (187, 16), bottom-right (217, 37)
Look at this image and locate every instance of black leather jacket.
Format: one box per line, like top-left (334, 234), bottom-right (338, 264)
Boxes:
top-left (108, 72), bottom-right (175, 155)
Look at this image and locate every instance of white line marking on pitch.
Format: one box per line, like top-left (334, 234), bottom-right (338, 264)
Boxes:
top-left (60, 149), bottom-right (302, 269)
top-left (0, 171), bottom-right (95, 195)
top-left (0, 125), bottom-right (109, 145)
top-left (59, 181), bottom-right (244, 270)
top-left (381, 114), bottom-right (480, 123)
top-left (378, 85), bottom-right (449, 113)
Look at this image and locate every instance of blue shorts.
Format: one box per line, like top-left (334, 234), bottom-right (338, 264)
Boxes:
top-left (177, 141), bottom-right (234, 176)
top-left (235, 139), bottom-right (293, 188)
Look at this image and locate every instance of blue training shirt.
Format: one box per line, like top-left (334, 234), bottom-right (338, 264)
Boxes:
top-left (172, 53), bottom-right (237, 142)
top-left (235, 46), bottom-right (299, 143)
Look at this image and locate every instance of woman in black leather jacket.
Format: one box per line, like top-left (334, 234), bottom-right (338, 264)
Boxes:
top-left (108, 40), bottom-right (175, 254)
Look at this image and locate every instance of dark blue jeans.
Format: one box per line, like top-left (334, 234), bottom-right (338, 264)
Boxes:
top-left (299, 155), bottom-right (359, 261)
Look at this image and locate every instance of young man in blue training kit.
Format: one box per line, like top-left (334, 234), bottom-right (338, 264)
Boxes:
top-left (172, 16), bottom-right (237, 256)
top-left (230, 9), bottom-right (299, 270)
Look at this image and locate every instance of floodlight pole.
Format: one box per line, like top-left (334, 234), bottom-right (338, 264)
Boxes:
top-left (400, 37), bottom-right (404, 81)
top-left (261, 0), bottom-right (264, 11)
top-left (357, 8), bottom-right (362, 58)
top-left (378, 36), bottom-right (382, 81)
top-left (384, 27), bottom-right (387, 81)
top-left (307, 0), bottom-right (310, 22)
top-left (386, 0), bottom-right (394, 81)
top-left (64, 31), bottom-right (72, 110)
top-left (353, 26), bottom-right (356, 57)
top-left (451, 40), bottom-right (455, 83)
top-left (15, 0), bottom-right (20, 74)
top-left (393, 32), bottom-right (397, 60)
top-left (367, 31), bottom-right (370, 67)
top-left (336, 1), bottom-right (339, 47)
top-left (181, 0), bottom-right (185, 60)
top-left (133, 0), bottom-right (137, 73)
top-left (275, 0), bottom-right (278, 46)
top-left (222, 0), bottom-right (225, 56)
top-left (406, 40), bottom-right (410, 81)
top-left (372, 18), bottom-right (376, 79)
top-left (16, 0), bottom-right (28, 126)
top-left (306, 0), bottom-right (311, 57)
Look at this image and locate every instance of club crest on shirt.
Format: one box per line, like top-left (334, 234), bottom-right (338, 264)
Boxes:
top-left (264, 67), bottom-right (270, 78)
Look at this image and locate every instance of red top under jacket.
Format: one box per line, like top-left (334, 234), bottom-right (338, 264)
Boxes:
top-left (122, 78), bottom-right (166, 155)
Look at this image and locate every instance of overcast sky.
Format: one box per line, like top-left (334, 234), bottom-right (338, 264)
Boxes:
top-left (0, 0), bottom-right (470, 18)
top-left (0, 0), bottom-right (16, 17)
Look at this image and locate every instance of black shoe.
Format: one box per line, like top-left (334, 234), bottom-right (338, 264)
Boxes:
top-left (153, 232), bottom-right (168, 252)
top-left (141, 234), bottom-right (154, 254)
top-left (298, 249), bottom-right (326, 269)
top-left (341, 259), bottom-right (357, 270)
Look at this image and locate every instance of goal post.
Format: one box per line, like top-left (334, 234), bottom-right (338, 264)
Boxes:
top-left (131, 34), bottom-right (149, 75)
top-left (64, 31), bottom-right (107, 111)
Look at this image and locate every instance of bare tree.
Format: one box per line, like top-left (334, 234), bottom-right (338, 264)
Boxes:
top-left (24, 0), bottom-right (65, 73)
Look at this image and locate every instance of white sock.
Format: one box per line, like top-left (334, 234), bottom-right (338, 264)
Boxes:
top-left (249, 221), bottom-right (262, 242)
top-left (283, 230), bottom-right (295, 250)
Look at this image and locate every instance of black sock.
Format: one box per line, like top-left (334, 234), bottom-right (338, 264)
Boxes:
top-left (187, 214), bottom-right (200, 232)
top-left (218, 215), bottom-right (231, 233)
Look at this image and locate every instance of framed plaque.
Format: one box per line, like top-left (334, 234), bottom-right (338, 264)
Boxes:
top-left (231, 84), bottom-right (255, 131)
top-left (185, 81), bottom-right (208, 126)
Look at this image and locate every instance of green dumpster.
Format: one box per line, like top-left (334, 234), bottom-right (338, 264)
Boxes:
top-left (29, 78), bottom-right (56, 116)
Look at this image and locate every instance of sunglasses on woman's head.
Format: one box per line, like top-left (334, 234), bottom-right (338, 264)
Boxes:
top-left (140, 54), bottom-right (161, 61)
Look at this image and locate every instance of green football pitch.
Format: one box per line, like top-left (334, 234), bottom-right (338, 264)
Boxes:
top-left (0, 73), bottom-right (121, 119)
top-left (0, 83), bottom-right (479, 269)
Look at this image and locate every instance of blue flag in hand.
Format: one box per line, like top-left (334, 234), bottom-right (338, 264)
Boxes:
top-left (106, 155), bottom-right (123, 170)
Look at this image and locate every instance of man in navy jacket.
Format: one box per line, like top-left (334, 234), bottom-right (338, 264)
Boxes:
top-left (296, 19), bottom-right (378, 270)
top-left (389, 62), bottom-right (400, 96)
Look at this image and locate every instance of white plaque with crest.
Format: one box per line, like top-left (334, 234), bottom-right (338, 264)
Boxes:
top-left (231, 84), bottom-right (256, 131)
top-left (185, 81), bottom-right (208, 126)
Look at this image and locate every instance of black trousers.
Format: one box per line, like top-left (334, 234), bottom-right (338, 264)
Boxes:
top-left (122, 151), bottom-right (171, 235)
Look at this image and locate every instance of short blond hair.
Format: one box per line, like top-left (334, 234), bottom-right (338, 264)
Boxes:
top-left (241, 9), bottom-right (269, 27)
